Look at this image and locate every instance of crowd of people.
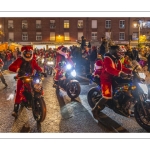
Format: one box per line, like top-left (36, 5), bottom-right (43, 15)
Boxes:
top-left (0, 36), bottom-right (150, 119)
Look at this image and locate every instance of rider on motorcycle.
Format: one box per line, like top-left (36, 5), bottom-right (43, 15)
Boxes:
top-left (92, 45), bottom-right (132, 120)
top-left (53, 46), bottom-right (74, 87)
top-left (8, 46), bottom-right (43, 117)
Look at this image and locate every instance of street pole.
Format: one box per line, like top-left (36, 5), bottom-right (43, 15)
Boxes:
top-left (138, 24), bottom-right (140, 48)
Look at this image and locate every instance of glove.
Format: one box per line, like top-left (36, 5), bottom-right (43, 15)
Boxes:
top-left (119, 72), bottom-right (128, 79)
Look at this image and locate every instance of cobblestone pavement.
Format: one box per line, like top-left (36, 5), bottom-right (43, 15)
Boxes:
top-left (0, 70), bottom-right (149, 133)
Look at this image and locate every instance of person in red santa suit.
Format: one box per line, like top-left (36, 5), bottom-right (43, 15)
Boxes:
top-left (9, 46), bottom-right (44, 117)
top-left (53, 46), bottom-right (74, 87)
top-left (0, 58), bottom-right (8, 88)
top-left (92, 45), bottom-right (132, 120)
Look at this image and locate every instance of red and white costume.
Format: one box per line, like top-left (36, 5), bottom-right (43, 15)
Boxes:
top-left (93, 59), bottom-right (103, 77)
top-left (9, 46), bottom-right (43, 104)
top-left (54, 46), bottom-right (73, 81)
top-left (100, 53), bottom-right (132, 99)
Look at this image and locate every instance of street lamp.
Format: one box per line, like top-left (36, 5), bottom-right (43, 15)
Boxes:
top-left (133, 20), bottom-right (146, 48)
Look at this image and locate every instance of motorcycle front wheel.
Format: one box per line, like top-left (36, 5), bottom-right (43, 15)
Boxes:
top-left (32, 97), bottom-right (46, 123)
top-left (87, 87), bottom-right (102, 108)
top-left (134, 101), bottom-right (150, 132)
top-left (67, 82), bottom-right (81, 99)
top-left (47, 67), bottom-right (53, 75)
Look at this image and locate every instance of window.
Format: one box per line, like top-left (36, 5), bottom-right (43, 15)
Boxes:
top-left (91, 32), bottom-right (97, 40)
top-left (147, 21), bottom-right (150, 28)
top-left (8, 32), bottom-right (14, 41)
top-left (78, 32), bottom-right (83, 40)
top-left (64, 20), bottom-right (69, 28)
top-left (8, 20), bottom-right (14, 28)
top-left (119, 20), bottom-right (125, 28)
top-left (78, 20), bottom-right (83, 28)
top-left (105, 20), bottom-right (111, 28)
top-left (119, 32), bottom-right (125, 40)
top-left (22, 20), bottom-right (28, 29)
top-left (92, 20), bottom-right (97, 28)
top-left (64, 32), bottom-right (70, 40)
top-left (50, 32), bottom-right (55, 41)
top-left (36, 32), bottom-right (42, 40)
top-left (50, 20), bottom-right (56, 29)
top-left (36, 20), bottom-right (41, 28)
top-left (105, 32), bottom-right (111, 40)
top-left (132, 32), bottom-right (138, 40)
top-left (22, 32), bottom-right (28, 41)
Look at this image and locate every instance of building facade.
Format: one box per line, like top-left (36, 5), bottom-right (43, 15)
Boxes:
top-left (0, 17), bottom-right (150, 49)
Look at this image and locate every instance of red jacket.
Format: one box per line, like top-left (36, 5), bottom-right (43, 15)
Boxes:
top-left (9, 57), bottom-right (42, 74)
top-left (100, 53), bottom-right (132, 82)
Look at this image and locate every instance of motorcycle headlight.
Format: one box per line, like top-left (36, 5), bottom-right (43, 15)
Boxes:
top-left (47, 61), bottom-right (54, 65)
top-left (71, 70), bottom-right (76, 77)
top-left (139, 73), bottom-right (146, 79)
top-left (66, 64), bottom-right (72, 70)
top-left (35, 79), bottom-right (40, 83)
top-left (138, 83), bottom-right (148, 94)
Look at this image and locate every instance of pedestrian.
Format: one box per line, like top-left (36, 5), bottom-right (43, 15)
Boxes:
top-left (98, 37), bottom-right (107, 59)
top-left (89, 46), bottom-right (97, 73)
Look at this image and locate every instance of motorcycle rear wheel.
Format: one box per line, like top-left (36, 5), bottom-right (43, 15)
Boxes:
top-left (67, 82), bottom-right (81, 99)
top-left (32, 97), bottom-right (46, 123)
top-left (134, 102), bottom-right (150, 132)
top-left (87, 87), bottom-right (102, 108)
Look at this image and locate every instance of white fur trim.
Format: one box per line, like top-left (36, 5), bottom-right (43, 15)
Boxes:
top-left (95, 66), bottom-right (102, 69)
top-left (21, 50), bottom-right (33, 61)
top-left (16, 68), bottom-right (20, 73)
top-left (118, 71), bottom-right (122, 77)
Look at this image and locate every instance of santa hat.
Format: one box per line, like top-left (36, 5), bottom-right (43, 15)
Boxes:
top-left (57, 45), bottom-right (64, 51)
top-left (21, 46), bottom-right (33, 52)
top-left (94, 60), bottom-right (103, 70)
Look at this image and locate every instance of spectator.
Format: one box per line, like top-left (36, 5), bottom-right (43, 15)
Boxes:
top-left (125, 44), bottom-right (134, 60)
top-left (132, 47), bottom-right (140, 61)
top-left (99, 37), bottom-right (107, 59)
top-left (89, 46), bottom-right (97, 73)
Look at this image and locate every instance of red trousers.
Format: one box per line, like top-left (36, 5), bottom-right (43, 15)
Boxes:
top-left (101, 80), bottom-right (112, 99)
top-left (15, 80), bottom-right (23, 104)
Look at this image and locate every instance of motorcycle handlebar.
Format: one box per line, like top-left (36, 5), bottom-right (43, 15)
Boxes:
top-left (14, 72), bottom-right (47, 80)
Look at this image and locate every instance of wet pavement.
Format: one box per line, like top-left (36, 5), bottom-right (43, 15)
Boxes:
top-left (0, 69), bottom-right (148, 133)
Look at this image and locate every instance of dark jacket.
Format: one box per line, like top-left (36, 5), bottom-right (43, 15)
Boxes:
top-left (125, 49), bottom-right (134, 60)
top-left (89, 49), bottom-right (97, 61)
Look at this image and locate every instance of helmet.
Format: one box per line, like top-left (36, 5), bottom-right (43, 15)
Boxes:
top-left (109, 45), bottom-right (126, 59)
top-left (21, 46), bottom-right (33, 61)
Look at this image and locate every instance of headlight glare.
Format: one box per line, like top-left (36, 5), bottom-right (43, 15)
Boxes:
top-left (71, 70), bottom-right (76, 77)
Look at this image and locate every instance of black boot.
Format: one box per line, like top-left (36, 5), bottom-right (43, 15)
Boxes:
top-left (12, 104), bottom-right (19, 117)
top-left (4, 83), bottom-right (8, 88)
top-left (92, 98), bottom-right (107, 120)
top-left (53, 80), bottom-right (58, 88)
top-left (0, 74), bottom-right (8, 88)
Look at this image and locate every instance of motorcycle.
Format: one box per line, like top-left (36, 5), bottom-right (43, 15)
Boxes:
top-left (44, 58), bottom-right (55, 75)
top-left (56, 62), bottom-right (81, 99)
top-left (14, 72), bottom-right (47, 122)
top-left (87, 60), bottom-right (150, 132)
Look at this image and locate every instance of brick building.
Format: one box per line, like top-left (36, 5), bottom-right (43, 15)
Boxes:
top-left (0, 17), bottom-right (150, 49)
